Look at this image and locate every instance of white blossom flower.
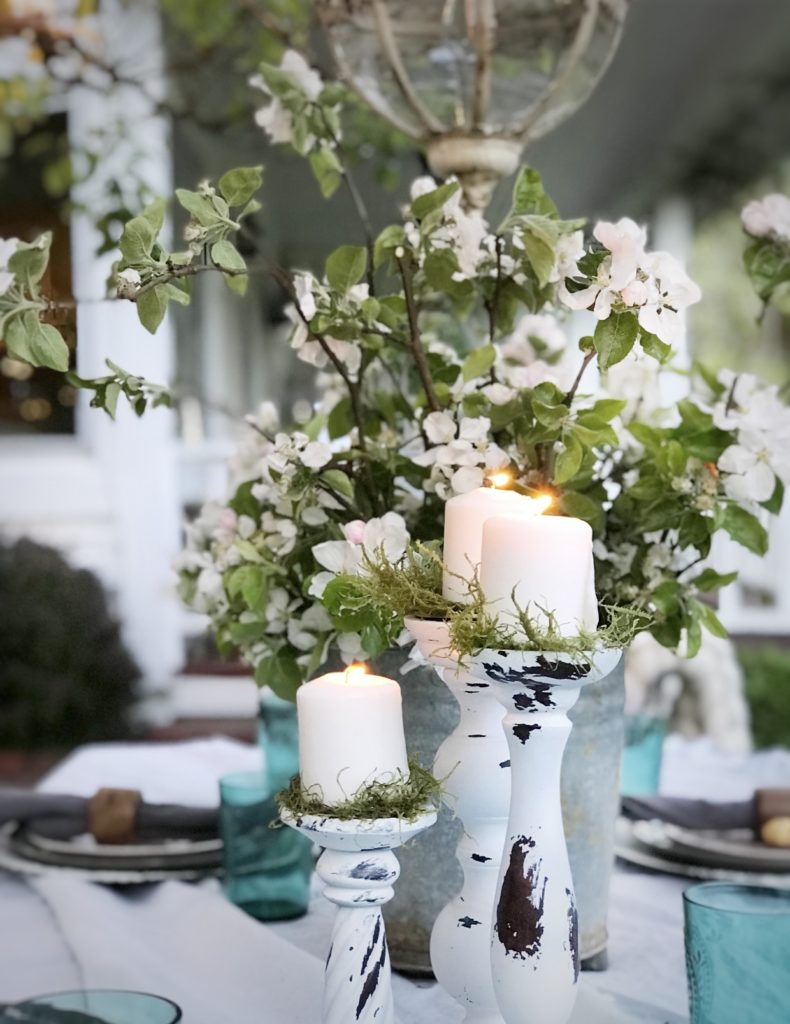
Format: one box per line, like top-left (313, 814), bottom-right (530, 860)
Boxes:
top-left (252, 50), bottom-right (324, 148)
top-left (237, 514), bottom-right (257, 539)
top-left (637, 251), bottom-right (701, 345)
top-left (337, 631), bottom-right (366, 664)
top-left (300, 441), bottom-right (333, 469)
top-left (741, 193), bottom-right (790, 240)
top-left (293, 272), bottom-right (317, 320)
top-left (115, 267), bottom-right (142, 299)
top-left (302, 504), bottom-right (329, 526)
top-left (550, 230), bottom-right (585, 283)
top-left (458, 416), bottom-right (491, 445)
top-left (718, 444), bottom-right (777, 502)
top-left (423, 411), bottom-right (456, 445)
top-left (310, 512), bottom-right (410, 599)
top-left (449, 466), bottom-right (482, 492)
top-left (482, 382), bottom-right (516, 405)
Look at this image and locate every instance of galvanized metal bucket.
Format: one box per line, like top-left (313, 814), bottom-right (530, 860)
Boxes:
top-left (381, 649), bottom-right (625, 975)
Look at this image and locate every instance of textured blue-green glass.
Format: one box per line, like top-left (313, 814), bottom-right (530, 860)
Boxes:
top-left (258, 689), bottom-right (300, 793)
top-left (14, 990), bottom-right (181, 1023)
top-left (684, 883), bottom-right (790, 1024)
top-left (620, 714), bottom-right (666, 795)
top-left (219, 769), bottom-right (312, 921)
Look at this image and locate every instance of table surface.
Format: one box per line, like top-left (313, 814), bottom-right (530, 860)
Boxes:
top-left (1, 734), bottom-right (788, 1024)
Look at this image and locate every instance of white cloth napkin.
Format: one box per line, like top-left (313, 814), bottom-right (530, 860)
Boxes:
top-left (36, 737), bottom-right (262, 807)
top-left (24, 875), bottom-right (324, 1024)
top-left (661, 734), bottom-right (790, 799)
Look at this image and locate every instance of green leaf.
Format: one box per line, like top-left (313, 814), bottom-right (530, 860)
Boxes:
top-left (5, 312), bottom-right (69, 371)
top-left (374, 225), bottom-right (407, 267)
top-left (104, 381), bottom-right (122, 418)
top-left (693, 568), bottom-right (739, 593)
top-left (518, 214), bottom-right (559, 287)
top-left (255, 654), bottom-right (301, 702)
top-left (8, 232), bottom-right (52, 289)
top-left (690, 598), bottom-right (729, 639)
top-left (309, 147), bottom-right (343, 198)
top-left (510, 166), bottom-right (558, 218)
top-left (761, 477), bottom-right (784, 515)
top-left (532, 399), bottom-right (567, 429)
top-left (594, 312), bottom-right (639, 370)
top-left (411, 181), bottom-right (460, 220)
top-left (119, 215), bottom-right (156, 264)
top-left (650, 580), bottom-right (682, 616)
top-left (667, 440), bottom-right (687, 476)
top-left (590, 399), bottom-right (627, 422)
top-left (136, 286), bottom-right (169, 334)
top-left (686, 611), bottom-right (703, 659)
top-left (327, 397), bottom-right (353, 439)
top-left (211, 239), bottom-right (246, 273)
top-left (559, 491), bottom-right (603, 532)
top-left (677, 399), bottom-right (713, 431)
top-left (640, 330), bottom-right (672, 363)
top-left (234, 539), bottom-right (265, 564)
top-left (176, 188), bottom-right (224, 227)
top-left (218, 166), bottom-right (263, 207)
top-left (682, 428), bottom-right (731, 462)
top-left (321, 468), bottom-right (355, 500)
top-left (462, 344), bottom-right (496, 382)
top-left (553, 434), bottom-right (583, 484)
top-left (227, 564), bottom-right (267, 612)
top-left (325, 244), bottom-right (367, 293)
top-left (140, 198), bottom-right (166, 235)
top-left (719, 505), bottom-right (769, 555)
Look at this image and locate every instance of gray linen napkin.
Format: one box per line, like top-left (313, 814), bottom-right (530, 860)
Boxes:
top-left (0, 787), bottom-right (218, 841)
top-left (621, 794), bottom-right (754, 830)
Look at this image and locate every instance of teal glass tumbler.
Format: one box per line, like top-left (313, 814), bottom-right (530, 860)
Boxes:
top-left (258, 688), bottom-right (300, 793)
top-left (684, 882), bottom-right (790, 1024)
top-left (620, 714), bottom-right (667, 795)
top-left (219, 770), bottom-right (312, 922)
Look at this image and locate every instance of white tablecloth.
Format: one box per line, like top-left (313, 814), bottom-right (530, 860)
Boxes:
top-left (1, 735), bottom-right (788, 1023)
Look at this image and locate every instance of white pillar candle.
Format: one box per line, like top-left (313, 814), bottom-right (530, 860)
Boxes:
top-left (479, 514), bottom-right (598, 637)
top-left (296, 664), bottom-right (409, 806)
top-left (442, 480), bottom-right (537, 603)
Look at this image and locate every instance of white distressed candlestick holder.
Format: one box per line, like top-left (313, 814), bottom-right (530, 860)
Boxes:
top-left (406, 618), bottom-right (511, 1024)
top-left (466, 647), bottom-right (622, 1024)
top-left (281, 808), bottom-right (436, 1024)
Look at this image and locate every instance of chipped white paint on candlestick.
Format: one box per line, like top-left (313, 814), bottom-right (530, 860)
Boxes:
top-left (281, 810), bottom-right (436, 1024)
top-left (466, 648), bottom-right (622, 1024)
top-left (406, 618), bottom-right (510, 1024)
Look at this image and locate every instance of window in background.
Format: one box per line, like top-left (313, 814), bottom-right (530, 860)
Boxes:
top-left (0, 114), bottom-right (76, 435)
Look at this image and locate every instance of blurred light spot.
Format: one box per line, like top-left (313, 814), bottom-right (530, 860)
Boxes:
top-left (292, 399), bottom-right (312, 424)
top-left (1, 357), bottom-right (34, 380)
top-left (19, 397), bottom-right (52, 422)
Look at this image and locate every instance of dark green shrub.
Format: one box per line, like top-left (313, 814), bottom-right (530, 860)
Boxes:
top-left (0, 538), bottom-right (140, 750)
top-left (738, 646), bottom-right (790, 750)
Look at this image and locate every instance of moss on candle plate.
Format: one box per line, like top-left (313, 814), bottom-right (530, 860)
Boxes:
top-left (277, 761), bottom-right (443, 824)
top-left (322, 542), bottom-right (652, 664)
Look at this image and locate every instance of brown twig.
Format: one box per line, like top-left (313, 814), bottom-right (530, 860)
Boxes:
top-left (564, 350), bottom-right (596, 407)
top-left (396, 252), bottom-right (441, 413)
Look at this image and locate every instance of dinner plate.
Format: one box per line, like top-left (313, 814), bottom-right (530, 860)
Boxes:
top-left (661, 822), bottom-right (790, 871)
top-left (616, 818), bottom-right (790, 889)
top-left (0, 823), bottom-right (222, 883)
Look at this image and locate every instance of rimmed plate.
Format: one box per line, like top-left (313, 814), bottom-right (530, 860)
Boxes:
top-left (0, 823), bottom-right (221, 883)
top-left (661, 822), bottom-right (790, 872)
top-left (616, 817), bottom-right (790, 890)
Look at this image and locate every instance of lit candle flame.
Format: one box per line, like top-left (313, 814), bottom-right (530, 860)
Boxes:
top-left (488, 471), bottom-right (512, 489)
top-left (344, 663), bottom-right (368, 684)
top-left (531, 494), bottom-right (553, 516)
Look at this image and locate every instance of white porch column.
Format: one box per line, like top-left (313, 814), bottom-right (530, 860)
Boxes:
top-left (68, 0), bottom-right (183, 707)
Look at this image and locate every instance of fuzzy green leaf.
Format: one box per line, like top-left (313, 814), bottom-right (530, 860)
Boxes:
top-left (553, 433), bottom-right (583, 484)
top-left (218, 166), bottom-right (263, 208)
top-left (640, 330), bottom-right (672, 363)
top-left (510, 166), bottom-right (558, 218)
top-left (309, 147), bottom-right (343, 198)
top-left (255, 654), bottom-right (301, 702)
top-left (326, 244), bottom-right (367, 293)
top-left (211, 239), bottom-right (246, 273)
top-left (719, 505), bottom-right (769, 555)
top-left (5, 312), bottom-right (69, 371)
top-left (693, 568), bottom-right (739, 593)
top-left (8, 233), bottom-right (51, 289)
top-left (411, 181), bottom-right (459, 220)
top-left (321, 468), bottom-right (355, 500)
top-left (595, 312), bottom-right (639, 370)
top-left (136, 286), bottom-right (169, 334)
top-left (691, 598), bottom-right (729, 639)
top-left (176, 188), bottom-right (223, 227)
top-left (462, 344), bottom-right (496, 382)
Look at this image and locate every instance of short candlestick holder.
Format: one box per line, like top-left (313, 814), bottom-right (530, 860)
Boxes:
top-left (466, 647), bottom-right (622, 1024)
top-left (281, 808), bottom-right (437, 1024)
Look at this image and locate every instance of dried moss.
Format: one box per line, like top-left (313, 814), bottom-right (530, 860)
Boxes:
top-left (277, 760), bottom-right (442, 823)
top-left (337, 543), bottom-right (653, 661)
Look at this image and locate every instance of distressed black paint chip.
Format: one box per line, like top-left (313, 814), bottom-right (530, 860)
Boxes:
top-left (499, 759), bottom-right (511, 768)
top-left (513, 723), bottom-right (541, 744)
top-left (495, 835), bottom-right (547, 960)
top-left (458, 916), bottom-right (482, 929)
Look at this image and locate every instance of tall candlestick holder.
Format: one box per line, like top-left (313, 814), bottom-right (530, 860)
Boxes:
top-left (465, 646), bottom-right (622, 1024)
top-left (281, 808), bottom-right (436, 1024)
top-left (406, 617), bottom-right (511, 1024)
